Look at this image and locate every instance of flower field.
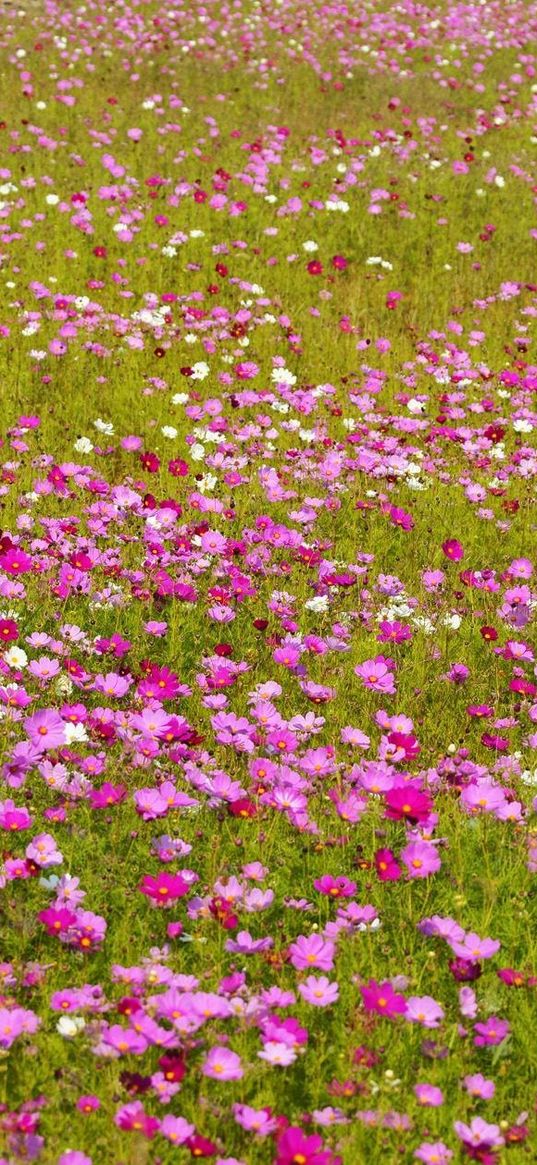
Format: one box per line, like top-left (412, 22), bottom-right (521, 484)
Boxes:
top-left (0, 0), bottom-right (537, 1161)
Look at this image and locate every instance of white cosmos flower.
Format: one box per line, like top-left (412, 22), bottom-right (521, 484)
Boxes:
top-left (190, 362), bottom-right (209, 381)
top-left (57, 1016), bottom-right (86, 1038)
top-left (198, 474), bottom-right (217, 493)
top-left (5, 647), bottom-right (28, 668)
top-left (64, 723), bottom-right (88, 745)
top-left (305, 596), bottom-right (329, 613)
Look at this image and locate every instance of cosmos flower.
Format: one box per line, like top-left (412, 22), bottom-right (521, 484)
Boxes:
top-left (202, 1046), bottom-right (244, 1081)
top-left (298, 976), bottom-right (340, 1007)
top-left (360, 980), bottom-right (407, 1019)
top-left (288, 934), bottom-right (336, 972)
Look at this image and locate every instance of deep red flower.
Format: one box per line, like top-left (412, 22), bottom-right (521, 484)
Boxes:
top-left (186, 1134), bottom-right (218, 1157)
top-left (168, 458), bottom-right (189, 477)
top-left (480, 626), bottom-right (498, 642)
top-left (228, 798), bottom-right (257, 818)
top-left (139, 452), bottom-right (160, 473)
top-left (0, 619), bottom-right (18, 642)
top-left (449, 958), bottom-right (482, 983)
top-left (158, 1053), bottom-right (186, 1082)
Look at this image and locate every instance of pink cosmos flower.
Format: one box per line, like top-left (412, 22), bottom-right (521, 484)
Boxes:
top-left (77, 1096), bottom-right (101, 1114)
top-left (26, 833), bottom-right (62, 868)
top-left (233, 1104), bottom-right (278, 1136)
top-left (39, 907), bottom-right (76, 937)
top-left (66, 909), bottom-right (107, 951)
top-left (449, 932), bottom-right (500, 961)
top-left (414, 1083), bottom-right (444, 1107)
top-left (385, 505), bottom-right (414, 531)
top-left (202, 1046), bottom-right (243, 1080)
top-left (24, 709), bottom-right (66, 750)
top-left (405, 996), bottom-right (444, 1027)
top-left (377, 621), bottom-right (412, 644)
top-left (463, 1073), bottom-right (495, 1099)
top-left (298, 976), bottom-right (339, 1007)
top-left (90, 783), bottom-right (127, 809)
top-left (401, 841), bottom-right (442, 879)
top-left (160, 1115), bottom-right (196, 1144)
top-left (0, 1005), bottom-right (40, 1048)
top-left (0, 800), bottom-right (32, 831)
top-left (460, 783), bottom-right (506, 814)
top-left (258, 1041), bottom-right (297, 1066)
top-left (340, 726), bottom-right (370, 748)
top-left (454, 1117), bottom-right (504, 1151)
top-left (224, 930), bottom-right (273, 956)
top-left (473, 1016), bottom-right (510, 1047)
top-left (414, 1144), bottom-right (453, 1164)
top-left (0, 548), bottom-right (33, 574)
top-left (354, 656), bottom-right (396, 694)
top-left (103, 1025), bottom-right (148, 1056)
top-left (288, 934), bottom-right (335, 972)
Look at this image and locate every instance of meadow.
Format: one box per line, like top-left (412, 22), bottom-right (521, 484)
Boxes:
top-left (0, 0), bottom-right (536, 1161)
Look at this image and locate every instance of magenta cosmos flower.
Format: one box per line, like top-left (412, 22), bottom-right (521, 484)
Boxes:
top-left (313, 874), bottom-right (356, 899)
top-left (114, 1101), bottom-right (159, 1138)
top-left (360, 980), bottom-right (406, 1019)
top-left (275, 1125), bottom-right (334, 1165)
top-left (139, 872), bottom-right (189, 905)
top-left (442, 539), bottom-right (464, 561)
top-left (473, 1016), bottom-right (510, 1047)
top-left (384, 785), bottom-right (432, 824)
top-left (374, 848), bottom-right (402, 881)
